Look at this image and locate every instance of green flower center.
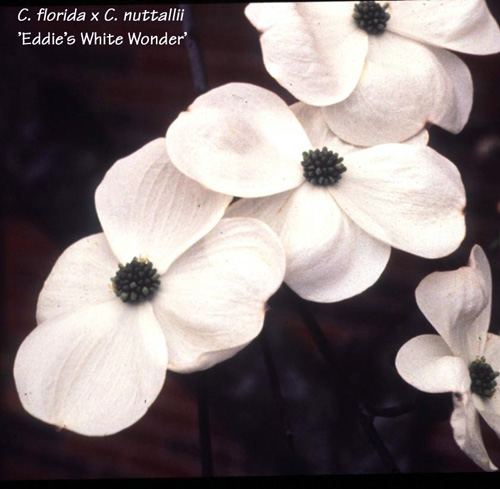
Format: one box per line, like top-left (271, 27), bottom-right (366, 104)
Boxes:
top-left (111, 257), bottom-right (161, 304)
top-left (469, 357), bottom-right (499, 399)
top-left (353, 1), bottom-right (390, 34)
top-left (301, 147), bottom-right (346, 186)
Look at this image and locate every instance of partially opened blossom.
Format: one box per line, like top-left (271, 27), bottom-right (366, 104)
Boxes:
top-left (245, 1), bottom-right (500, 146)
top-left (14, 138), bottom-right (286, 436)
top-left (166, 83), bottom-right (466, 303)
top-left (396, 245), bottom-right (500, 471)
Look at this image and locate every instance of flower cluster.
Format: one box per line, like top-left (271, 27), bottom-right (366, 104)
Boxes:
top-left (245, 1), bottom-right (500, 145)
top-left (396, 246), bottom-right (500, 471)
top-left (13, 0), bottom-right (500, 472)
top-left (14, 139), bottom-right (286, 435)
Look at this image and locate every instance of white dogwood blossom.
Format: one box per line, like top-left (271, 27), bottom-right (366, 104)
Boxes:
top-left (14, 138), bottom-right (286, 436)
top-left (245, 1), bottom-right (500, 145)
top-left (396, 245), bottom-right (500, 471)
top-left (166, 83), bottom-right (466, 302)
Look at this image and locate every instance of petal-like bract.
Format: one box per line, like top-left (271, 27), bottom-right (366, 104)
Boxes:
top-left (451, 390), bottom-right (498, 471)
top-left (415, 252), bottom-right (490, 360)
top-left (246, 1), bottom-right (496, 145)
top-left (467, 245), bottom-right (493, 357)
top-left (397, 246), bottom-right (500, 471)
top-left (153, 218), bottom-right (286, 372)
top-left (95, 138), bottom-right (232, 274)
top-left (245, 2), bottom-right (368, 105)
top-left (36, 233), bottom-right (118, 323)
top-left (226, 184), bottom-right (391, 303)
top-left (388, 0), bottom-right (500, 55)
top-left (322, 33), bottom-right (472, 145)
top-left (17, 135), bottom-right (288, 436)
top-left (290, 102), bottom-right (361, 155)
top-left (166, 83), bottom-right (308, 197)
top-left (472, 334), bottom-right (500, 440)
top-left (291, 101), bottom-right (430, 150)
top-left (330, 144), bottom-right (466, 258)
top-left (14, 301), bottom-right (168, 436)
top-left (395, 334), bottom-right (469, 393)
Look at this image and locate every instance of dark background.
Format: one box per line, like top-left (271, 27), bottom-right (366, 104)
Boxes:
top-left (1, 1), bottom-right (500, 479)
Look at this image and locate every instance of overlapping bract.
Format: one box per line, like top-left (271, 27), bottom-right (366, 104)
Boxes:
top-left (14, 139), bottom-right (286, 435)
top-left (396, 246), bottom-right (500, 471)
top-left (245, 1), bottom-right (500, 145)
top-left (167, 83), bottom-right (466, 303)
top-left (14, 3), bottom-right (498, 463)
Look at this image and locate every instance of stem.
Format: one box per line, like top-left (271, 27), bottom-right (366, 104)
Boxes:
top-left (196, 370), bottom-right (214, 477)
top-left (259, 325), bottom-right (306, 474)
top-left (181, 4), bottom-right (213, 476)
top-left (285, 285), bottom-right (353, 395)
top-left (358, 412), bottom-right (400, 474)
top-left (284, 285), bottom-right (401, 473)
top-left (181, 4), bottom-right (209, 95)
top-left (361, 400), bottom-right (416, 419)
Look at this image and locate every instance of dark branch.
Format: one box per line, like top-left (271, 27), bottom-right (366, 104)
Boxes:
top-left (196, 370), bottom-right (214, 477)
top-left (259, 324), bottom-right (307, 474)
top-left (182, 5), bottom-right (213, 476)
top-left (284, 284), bottom-right (402, 474)
top-left (360, 400), bottom-right (416, 419)
top-left (181, 4), bottom-right (209, 96)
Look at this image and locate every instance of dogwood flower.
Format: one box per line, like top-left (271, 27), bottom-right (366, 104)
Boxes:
top-left (396, 245), bottom-right (500, 471)
top-left (245, 1), bottom-right (500, 146)
top-left (14, 138), bottom-right (286, 436)
top-left (166, 83), bottom-right (466, 302)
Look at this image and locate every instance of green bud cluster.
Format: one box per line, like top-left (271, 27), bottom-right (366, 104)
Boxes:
top-left (469, 356), bottom-right (499, 399)
top-left (301, 147), bottom-right (346, 186)
top-left (111, 257), bottom-right (161, 304)
top-left (353, 1), bottom-right (390, 35)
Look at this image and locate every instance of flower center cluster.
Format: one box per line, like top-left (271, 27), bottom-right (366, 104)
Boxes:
top-left (111, 257), bottom-right (161, 304)
top-left (469, 356), bottom-right (499, 399)
top-left (353, 1), bottom-right (390, 35)
top-left (301, 147), bottom-right (346, 186)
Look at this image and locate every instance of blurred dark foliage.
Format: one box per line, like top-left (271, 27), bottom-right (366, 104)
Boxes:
top-left (1, 2), bottom-right (500, 480)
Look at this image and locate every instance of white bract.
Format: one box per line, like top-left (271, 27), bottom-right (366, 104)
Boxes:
top-left (14, 138), bottom-right (286, 436)
top-left (166, 83), bottom-right (466, 303)
top-left (245, 1), bottom-right (500, 146)
top-left (396, 245), bottom-right (500, 471)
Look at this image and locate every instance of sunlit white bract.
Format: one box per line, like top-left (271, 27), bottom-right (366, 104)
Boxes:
top-left (14, 138), bottom-right (286, 436)
top-left (166, 83), bottom-right (466, 303)
top-left (396, 245), bottom-right (500, 471)
top-left (245, 1), bottom-right (500, 145)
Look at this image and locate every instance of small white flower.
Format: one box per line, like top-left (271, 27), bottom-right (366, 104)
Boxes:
top-left (396, 245), bottom-right (500, 471)
top-left (166, 83), bottom-right (466, 303)
top-left (14, 138), bottom-right (286, 436)
top-left (245, 1), bottom-right (500, 146)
